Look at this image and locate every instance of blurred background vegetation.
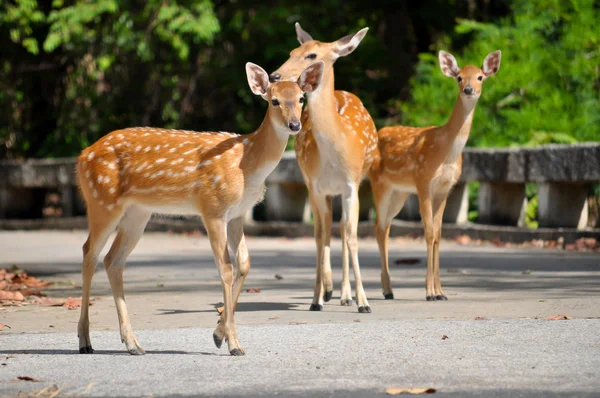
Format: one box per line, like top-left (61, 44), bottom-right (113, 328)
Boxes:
top-left (1, 0), bottom-right (598, 160)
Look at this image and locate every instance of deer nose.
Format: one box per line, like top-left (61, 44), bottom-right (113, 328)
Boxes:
top-left (463, 86), bottom-right (474, 95)
top-left (288, 120), bottom-right (301, 132)
top-left (269, 73), bottom-right (281, 83)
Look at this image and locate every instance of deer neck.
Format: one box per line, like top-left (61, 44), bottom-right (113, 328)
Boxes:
top-left (305, 66), bottom-right (344, 134)
top-left (241, 106), bottom-right (290, 177)
top-left (442, 95), bottom-right (478, 162)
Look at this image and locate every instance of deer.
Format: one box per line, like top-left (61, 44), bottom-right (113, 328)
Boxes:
top-left (75, 61), bottom-right (325, 356)
top-left (270, 23), bottom-right (379, 313)
top-left (370, 50), bottom-right (501, 301)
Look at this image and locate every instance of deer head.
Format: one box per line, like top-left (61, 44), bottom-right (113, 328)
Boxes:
top-left (439, 50), bottom-right (502, 100)
top-left (269, 23), bottom-right (368, 85)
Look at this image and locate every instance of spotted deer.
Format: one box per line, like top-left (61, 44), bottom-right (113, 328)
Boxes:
top-left (370, 50), bottom-right (501, 301)
top-left (270, 24), bottom-right (378, 313)
top-left (75, 61), bottom-right (324, 356)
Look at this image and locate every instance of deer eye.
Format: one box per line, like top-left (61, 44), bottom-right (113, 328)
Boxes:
top-left (271, 98), bottom-right (280, 106)
top-left (299, 97), bottom-right (305, 104)
top-left (477, 75), bottom-right (483, 81)
top-left (457, 76), bottom-right (463, 83)
top-left (305, 53), bottom-right (317, 60)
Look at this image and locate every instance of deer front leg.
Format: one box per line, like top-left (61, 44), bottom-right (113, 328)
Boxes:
top-left (339, 221), bottom-right (352, 306)
top-left (342, 184), bottom-right (370, 313)
top-left (226, 217), bottom-right (251, 314)
top-left (418, 192), bottom-right (436, 301)
top-left (205, 218), bottom-right (244, 356)
top-left (308, 192), bottom-right (331, 311)
top-left (432, 195), bottom-right (449, 300)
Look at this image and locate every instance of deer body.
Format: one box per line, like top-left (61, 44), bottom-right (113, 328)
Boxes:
top-left (371, 50), bottom-right (501, 300)
top-left (76, 61), bottom-right (324, 356)
top-left (272, 24), bottom-right (378, 312)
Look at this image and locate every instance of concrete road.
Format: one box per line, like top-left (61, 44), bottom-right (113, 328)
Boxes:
top-left (0, 231), bottom-right (599, 397)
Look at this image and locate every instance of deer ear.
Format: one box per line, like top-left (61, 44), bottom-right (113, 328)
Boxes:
top-left (295, 22), bottom-right (313, 44)
top-left (439, 51), bottom-right (460, 78)
top-left (335, 27), bottom-right (368, 57)
top-left (245, 62), bottom-right (270, 96)
top-left (482, 50), bottom-right (501, 77)
top-left (298, 61), bottom-right (324, 93)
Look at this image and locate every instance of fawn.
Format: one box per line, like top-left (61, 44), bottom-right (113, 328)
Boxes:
top-left (270, 23), bottom-right (379, 313)
top-left (370, 50), bottom-right (501, 301)
top-left (76, 61), bottom-right (325, 356)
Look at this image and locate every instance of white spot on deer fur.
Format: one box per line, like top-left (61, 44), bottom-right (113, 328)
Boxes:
top-left (155, 145), bottom-right (160, 151)
top-left (85, 170), bottom-right (91, 178)
top-left (242, 138), bottom-right (249, 145)
top-left (184, 166), bottom-right (196, 172)
top-left (93, 190), bottom-right (98, 198)
top-left (107, 204), bottom-right (114, 210)
top-left (215, 155), bottom-right (221, 160)
top-left (117, 134), bottom-right (124, 139)
top-left (87, 152), bottom-right (95, 160)
top-left (198, 160), bottom-right (212, 168)
top-left (145, 146), bottom-right (151, 152)
top-left (109, 187), bottom-right (116, 194)
top-left (169, 148), bottom-right (176, 153)
top-left (97, 175), bottom-right (104, 184)
top-left (156, 158), bottom-right (166, 164)
top-left (88, 181), bottom-right (93, 188)
top-left (418, 154), bottom-right (424, 163)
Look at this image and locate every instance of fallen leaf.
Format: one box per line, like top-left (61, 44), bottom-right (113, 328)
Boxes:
top-left (546, 314), bottom-right (572, 320)
top-left (0, 324), bottom-right (10, 329)
top-left (490, 237), bottom-right (505, 247)
top-left (474, 316), bottom-right (486, 321)
top-left (394, 258), bottom-right (420, 265)
top-left (274, 274), bottom-right (284, 280)
top-left (0, 291), bottom-right (24, 301)
top-left (36, 297), bottom-right (65, 307)
top-left (455, 235), bottom-right (471, 245)
top-left (385, 387), bottom-right (436, 395)
top-left (63, 297), bottom-right (91, 310)
top-left (441, 335), bottom-right (449, 340)
top-left (245, 288), bottom-right (261, 293)
top-left (17, 376), bottom-right (40, 382)
top-left (353, 319), bottom-right (361, 323)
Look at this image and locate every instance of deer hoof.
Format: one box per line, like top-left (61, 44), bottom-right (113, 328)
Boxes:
top-left (324, 290), bottom-right (333, 302)
top-left (79, 345), bottom-right (94, 354)
top-left (358, 306), bottom-right (372, 314)
top-left (340, 299), bottom-right (353, 306)
top-left (213, 332), bottom-right (224, 349)
top-left (230, 348), bottom-right (245, 356)
top-left (309, 304), bottom-right (323, 311)
top-left (426, 295), bottom-right (436, 301)
top-left (384, 293), bottom-right (394, 300)
top-left (436, 295), bottom-right (448, 301)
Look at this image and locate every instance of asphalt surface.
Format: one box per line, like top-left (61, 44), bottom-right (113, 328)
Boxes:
top-left (1, 231), bottom-right (599, 397)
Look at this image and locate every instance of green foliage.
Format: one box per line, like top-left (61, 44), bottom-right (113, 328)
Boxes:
top-left (399, 0), bottom-right (600, 147)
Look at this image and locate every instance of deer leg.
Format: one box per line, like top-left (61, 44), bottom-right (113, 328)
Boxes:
top-left (432, 195), bottom-right (449, 300)
top-left (205, 218), bottom-right (243, 356)
top-left (226, 216), bottom-right (250, 314)
top-left (308, 191), bottom-right (329, 311)
top-left (339, 219), bottom-right (352, 306)
top-left (418, 191), bottom-right (436, 301)
top-left (103, 205), bottom-right (152, 355)
top-left (375, 187), bottom-right (409, 300)
top-left (78, 205), bottom-right (124, 354)
top-left (342, 184), bottom-right (370, 313)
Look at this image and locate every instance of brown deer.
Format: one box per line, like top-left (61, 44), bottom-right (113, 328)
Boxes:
top-left (76, 61), bottom-right (325, 356)
top-left (270, 23), bottom-right (379, 313)
top-left (370, 50), bottom-right (501, 301)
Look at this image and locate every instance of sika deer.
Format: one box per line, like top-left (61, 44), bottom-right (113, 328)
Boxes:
top-left (370, 50), bottom-right (501, 301)
top-left (270, 23), bottom-right (378, 313)
top-left (76, 61), bottom-right (324, 356)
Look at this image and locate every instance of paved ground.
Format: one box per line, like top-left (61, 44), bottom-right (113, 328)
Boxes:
top-left (0, 231), bottom-right (599, 397)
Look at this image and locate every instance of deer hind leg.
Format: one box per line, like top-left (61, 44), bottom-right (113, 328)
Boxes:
top-left (342, 184), bottom-right (370, 313)
top-left (308, 191), bottom-right (332, 311)
top-left (417, 189), bottom-right (436, 301)
top-left (205, 218), bottom-right (244, 356)
top-left (432, 194), bottom-right (449, 300)
top-left (103, 205), bottom-right (152, 355)
top-left (226, 217), bottom-right (250, 314)
top-left (78, 205), bottom-right (124, 354)
top-left (374, 186), bottom-right (409, 300)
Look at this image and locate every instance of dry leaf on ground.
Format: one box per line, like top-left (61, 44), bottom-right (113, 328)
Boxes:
top-left (353, 319), bottom-right (361, 323)
top-left (490, 237), bottom-right (505, 247)
top-left (17, 376), bottom-right (40, 382)
top-left (36, 298), bottom-right (65, 307)
top-left (441, 335), bottom-right (449, 340)
top-left (63, 297), bottom-right (95, 310)
top-left (455, 235), bottom-right (472, 245)
top-left (0, 291), bottom-right (24, 301)
top-left (546, 314), bottom-right (572, 320)
top-left (0, 323), bottom-right (10, 329)
top-left (386, 387), bottom-right (436, 395)
top-left (245, 288), bottom-right (261, 293)
top-left (394, 258), bottom-right (420, 265)
top-left (474, 316), bottom-right (486, 321)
